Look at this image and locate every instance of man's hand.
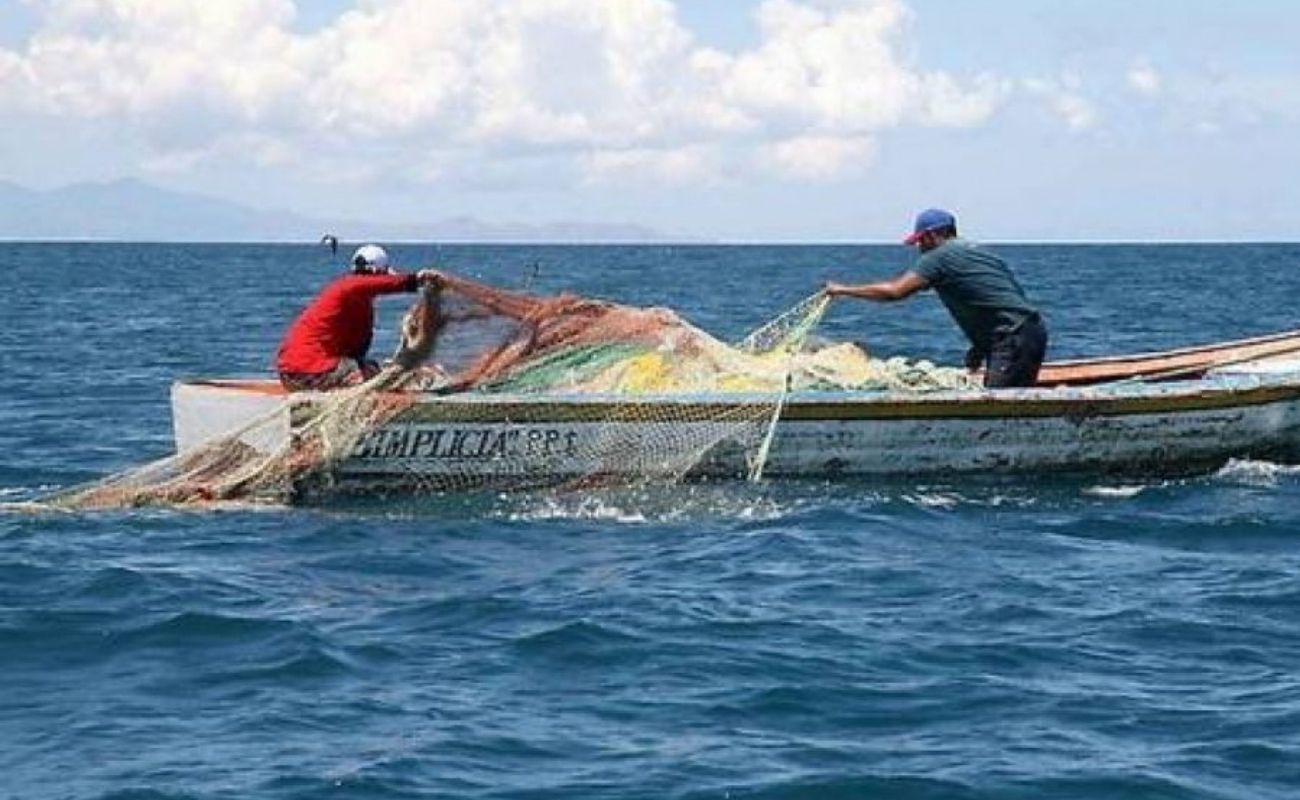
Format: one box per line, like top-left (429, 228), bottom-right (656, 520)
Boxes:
top-left (416, 269), bottom-right (443, 288)
top-left (824, 281), bottom-right (850, 298)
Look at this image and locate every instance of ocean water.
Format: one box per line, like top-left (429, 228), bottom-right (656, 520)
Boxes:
top-left (2, 242), bottom-right (1300, 799)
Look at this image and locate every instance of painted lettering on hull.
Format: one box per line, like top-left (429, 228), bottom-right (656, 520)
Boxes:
top-left (351, 426), bottom-right (580, 461)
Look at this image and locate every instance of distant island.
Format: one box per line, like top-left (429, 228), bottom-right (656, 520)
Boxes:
top-left (0, 178), bottom-right (685, 243)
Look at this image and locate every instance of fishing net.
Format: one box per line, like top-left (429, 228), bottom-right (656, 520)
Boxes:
top-left (41, 274), bottom-right (972, 509)
top-left (39, 286), bottom-right (446, 510)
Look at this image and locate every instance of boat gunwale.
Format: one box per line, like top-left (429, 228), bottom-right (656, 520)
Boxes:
top-left (372, 379), bottom-right (1300, 424)
top-left (177, 376), bottom-right (1300, 423)
top-left (179, 328), bottom-right (1300, 401)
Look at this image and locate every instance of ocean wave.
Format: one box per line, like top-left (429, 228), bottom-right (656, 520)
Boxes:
top-left (76, 565), bottom-right (150, 599)
top-left (200, 647), bottom-right (355, 686)
top-left (113, 610), bottom-right (298, 648)
top-left (91, 789), bottom-right (202, 800)
top-left (511, 618), bottom-right (644, 659)
top-left (678, 774), bottom-right (981, 800)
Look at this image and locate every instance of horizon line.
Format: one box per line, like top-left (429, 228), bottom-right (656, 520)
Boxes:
top-left (1, 237), bottom-right (1298, 246)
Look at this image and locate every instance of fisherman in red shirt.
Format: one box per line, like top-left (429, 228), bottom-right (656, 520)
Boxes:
top-left (277, 244), bottom-right (439, 391)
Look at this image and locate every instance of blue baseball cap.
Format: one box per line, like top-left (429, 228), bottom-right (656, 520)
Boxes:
top-left (903, 208), bottom-right (956, 245)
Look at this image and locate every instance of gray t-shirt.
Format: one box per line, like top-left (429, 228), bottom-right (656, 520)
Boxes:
top-left (912, 238), bottom-right (1038, 352)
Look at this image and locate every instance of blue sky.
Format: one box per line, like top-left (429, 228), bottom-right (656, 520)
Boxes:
top-left (1, 0), bottom-right (1297, 241)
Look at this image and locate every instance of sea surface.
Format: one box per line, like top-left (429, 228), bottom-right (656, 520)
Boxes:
top-left (2, 242), bottom-right (1300, 800)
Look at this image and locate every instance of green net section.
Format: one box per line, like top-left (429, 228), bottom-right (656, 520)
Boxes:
top-left (34, 275), bottom-right (974, 509)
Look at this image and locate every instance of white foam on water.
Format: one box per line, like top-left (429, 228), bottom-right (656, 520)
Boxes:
top-left (900, 489), bottom-right (1045, 510)
top-left (500, 485), bottom-right (792, 525)
top-left (905, 491), bottom-right (961, 509)
top-left (1213, 458), bottom-right (1300, 486)
top-left (200, 500), bottom-right (292, 514)
top-left (1083, 485), bottom-right (1148, 499)
top-left (0, 501), bottom-right (69, 515)
top-left (507, 495), bottom-right (651, 524)
top-left (0, 485), bottom-right (69, 513)
top-left (0, 485), bottom-right (60, 499)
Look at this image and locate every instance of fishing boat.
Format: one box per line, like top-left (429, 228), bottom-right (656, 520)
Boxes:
top-left (171, 329), bottom-right (1300, 493)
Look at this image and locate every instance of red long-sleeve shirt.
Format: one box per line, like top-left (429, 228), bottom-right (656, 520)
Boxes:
top-left (276, 272), bottom-right (418, 375)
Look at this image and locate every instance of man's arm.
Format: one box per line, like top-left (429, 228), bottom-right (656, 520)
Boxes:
top-left (350, 272), bottom-right (420, 296)
top-left (351, 270), bottom-right (443, 297)
top-left (825, 270), bottom-right (929, 302)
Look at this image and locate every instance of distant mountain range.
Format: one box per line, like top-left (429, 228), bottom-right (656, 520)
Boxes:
top-left (0, 178), bottom-right (681, 243)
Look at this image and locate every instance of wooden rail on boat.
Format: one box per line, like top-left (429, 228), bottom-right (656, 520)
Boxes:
top-left (1037, 328), bottom-right (1300, 386)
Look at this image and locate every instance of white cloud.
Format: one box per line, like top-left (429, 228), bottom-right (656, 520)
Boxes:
top-left (1024, 76), bottom-right (1098, 131)
top-left (722, 0), bottom-right (913, 129)
top-left (1127, 61), bottom-right (1162, 96)
top-left (583, 145), bottom-right (721, 185)
top-left (140, 132), bottom-right (300, 174)
top-left (917, 72), bottom-right (1011, 127)
top-left (758, 135), bottom-right (876, 181)
top-left (17, 0), bottom-right (306, 119)
top-left (718, 0), bottom-right (1001, 133)
top-left (0, 0), bottom-right (1012, 186)
top-left (1055, 93), bottom-right (1097, 131)
top-left (0, 47), bottom-right (26, 108)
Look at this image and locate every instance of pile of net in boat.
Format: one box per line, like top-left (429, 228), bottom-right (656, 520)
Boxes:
top-left (415, 274), bottom-right (970, 395)
top-left (43, 275), bottom-right (973, 509)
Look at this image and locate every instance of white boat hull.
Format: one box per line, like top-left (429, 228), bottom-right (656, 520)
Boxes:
top-left (171, 369), bottom-right (1300, 494)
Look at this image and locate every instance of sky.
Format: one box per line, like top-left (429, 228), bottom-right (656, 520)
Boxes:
top-left (1, 0), bottom-right (1298, 241)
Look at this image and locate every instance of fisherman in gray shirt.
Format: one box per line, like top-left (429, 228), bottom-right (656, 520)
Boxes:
top-left (826, 208), bottom-right (1048, 388)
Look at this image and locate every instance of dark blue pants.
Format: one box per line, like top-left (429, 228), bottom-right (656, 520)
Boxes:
top-left (985, 315), bottom-right (1048, 388)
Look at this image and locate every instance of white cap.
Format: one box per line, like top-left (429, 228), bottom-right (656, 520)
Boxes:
top-left (350, 244), bottom-right (390, 272)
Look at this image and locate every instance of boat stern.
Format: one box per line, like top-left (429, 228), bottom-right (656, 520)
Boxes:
top-left (171, 379), bottom-right (291, 454)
